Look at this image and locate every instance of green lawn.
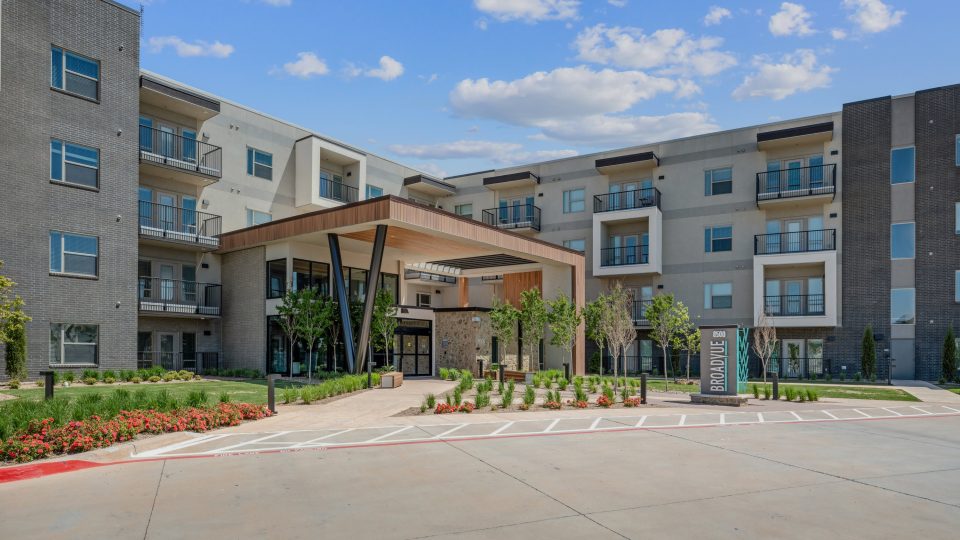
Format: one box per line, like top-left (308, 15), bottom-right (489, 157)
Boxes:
top-left (749, 383), bottom-right (918, 402)
top-left (949, 388), bottom-right (960, 395)
top-left (0, 379), bottom-right (298, 406)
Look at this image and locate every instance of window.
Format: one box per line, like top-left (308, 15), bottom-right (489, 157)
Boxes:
top-left (246, 147), bottom-right (273, 180)
top-left (891, 222), bottom-right (915, 259)
top-left (956, 271), bottom-right (960, 303)
top-left (416, 292), bottom-right (432, 308)
top-left (338, 267), bottom-right (399, 303)
top-left (956, 135), bottom-right (960, 167)
top-left (51, 46), bottom-right (99, 100)
top-left (455, 204), bottom-right (473, 218)
top-left (890, 288), bottom-right (915, 325)
top-left (266, 259), bottom-right (286, 299)
top-left (292, 259), bottom-right (329, 294)
top-left (49, 232), bottom-right (97, 276)
top-left (704, 167), bottom-right (733, 196)
top-left (563, 239), bottom-right (586, 252)
top-left (891, 147), bottom-right (915, 184)
top-left (50, 324), bottom-right (98, 365)
top-left (956, 203), bottom-right (960, 235)
top-left (704, 282), bottom-right (733, 309)
top-left (246, 209), bottom-right (272, 227)
top-left (704, 226), bottom-right (733, 252)
top-left (563, 189), bottom-right (585, 213)
top-left (366, 185), bottom-right (383, 199)
top-left (50, 140), bottom-right (99, 188)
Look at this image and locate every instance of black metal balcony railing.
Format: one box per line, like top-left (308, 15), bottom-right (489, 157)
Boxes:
top-left (756, 163), bottom-right (836, 203)
top-left (138, 277), bottom-right (222, 316)
top-left (632, 299), bottom-right (652, 326)
top-left (594, 188), bottom-right (661, 213)
top-left (764, 294), bottom-right (825, 316)
top-left (139, 125), bottom-right (222, 178)
top-left (403, 270), bottom-right (457, 284)
top-left (754, 229), bottom-right (836, 255)
top-left (481, 204), bottom-right (541, 231)
top-left (769, 356), bottom-right (825, 379)
top-left (318, 177), bottom-right (359, 203)
top-left (138, 201), bottom-right (221, 248)
top-left (600, 245), bottom-right (649, 267)
top-left (136, 351), bottom-right (221, 372)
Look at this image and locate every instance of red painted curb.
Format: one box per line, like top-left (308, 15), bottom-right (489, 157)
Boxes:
top-left (0, 459), bottom-right (106, 483)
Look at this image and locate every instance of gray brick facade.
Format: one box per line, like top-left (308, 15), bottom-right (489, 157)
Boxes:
top-left (221, 247), bottom-right (266, 373)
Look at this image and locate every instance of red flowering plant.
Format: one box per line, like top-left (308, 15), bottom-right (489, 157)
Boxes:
top-left (458, 402), bottom-right (475, 413)
top-left (543, 400), bottom-right (562, 410)
top-left (434, 403), bottom-right (457, 414)
top-left (623, 397), bottom-right (641, 408)
top-left (595, 395), bottom-right (613, 408)
top-left (568, 399), bottom-right (588, 409)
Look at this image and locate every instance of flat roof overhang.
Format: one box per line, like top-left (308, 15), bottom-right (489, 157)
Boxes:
top-left (482, 171), bottom-right (540, 190)
top-left (403, 174), bottom-right (457, 197)
top-left (595, 151), bottom-right (659, 175)
top-left (757, 121), bottom-right (833, 150)
top-left (140, 75), bottom-right (220, 121)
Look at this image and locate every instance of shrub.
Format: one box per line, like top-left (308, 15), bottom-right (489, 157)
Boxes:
top-left (501, 382), bottom-right (515, 408)
top-left (854, 372), bottom-right (862, 382)
top-left (861, 325), bottom-right (876, 380)
top-left (762, 385), bottom-right (771, 400)
top-left (81, 369), bottom-right (97, 381)
top-left (82, 377), bottom-right (97, 386)
top-left (300, 386), bottom-right (315, 405)
top-left (419, 403), bottom-right (427, 413)
top-left (450, 369), bottom-right (461, 381)
top-left (497, 380), bottom-right (504, 395)
top-left (944, 327), bottom-right (958, 383)
top-left (475, 390), bottom-right (490, 409)
top-left (826, 373), bottom-right (833, 382)
top-left (434, 403), bottom-right (457, 414)
top-left (603, 385), bottom-right (615, 403)
top-left (623, 397), bottom-right (641, 407)
top-left (63, 372), bottom-right (75, 383)
top-left (798, 391), bottom-right (807, 403)
top-left (280, 387), bottom-right (297, 404)
top-left (596, 395), bottom-right (612, 408)
top-left (103, 377), bottom-right (115, 385)
top-left (452, 386), bottom-right (463, 406)
top-left (8, 379), bottom-right (20, 390)
top-left (806, 389), bottom-right (818, 402)
top-left (186, 390), bottom-right (209, 408)
top-left (33, 379), bottom-right (42, 388)
top-left (557, 377), bottom-right (568, 391)
top-left (784, 387), bottom-right (797, 401)
top-left (752, 384), bottom-right (760, 399)
top-left (131, 377), bottom-right (142, 384)
top-left (458, 402), bottom-right (475, 413)
top-left (102, 370), bottom-right (116, 381)
top-left (218, 392), bottom-right (231, 403)
top-left (4, 323), bottom-right (27, 381)
top-left (163, 371), bottom-right (178, 382)
top-left (120, 370), bottom-right (134, 382)
top-left (148, 376), bottom-right (161, 383)
top-left (459, 371), bottom-right (473, 392)
top-left (523, 385), bottom-right (536, 407)
top-left (439, 367), bottom-right (450, 381)
top-left (571, 400), bottom-right (588, 408)
top-left (574, 383), bottom-right (587, 403)
top-left (425, 393), bottom-right (437, 409)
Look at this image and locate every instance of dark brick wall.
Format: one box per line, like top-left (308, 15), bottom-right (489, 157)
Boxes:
top-left (0, 0), bottom-right (141, 378)
top-left (914, 85), bottom-right (960, 380)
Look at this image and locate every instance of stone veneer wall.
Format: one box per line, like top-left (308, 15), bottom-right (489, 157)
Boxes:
top-left (434, 310), bottom-right (496, 373)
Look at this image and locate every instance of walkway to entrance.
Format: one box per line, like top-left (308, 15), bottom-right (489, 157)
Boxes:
top-left (892, 380), bottom-right (960, 403)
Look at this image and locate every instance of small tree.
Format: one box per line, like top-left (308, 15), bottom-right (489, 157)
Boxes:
top-left (583, 294), bottom-right (609, 375)
top-left (752, 310), bottom-right (778, 383)
top-left (547, 292), bottom-right (582, 373)
top-left (787, 342), bottom-right (801, 377)
top-left (669, 308), bottom-right (693, 383)
top-left (276, 287), bottom-right (305, 378)
top-left (519, 288), bottom-right (548, 371)
top-left (602, 283), bottom-right (636, 392)
top-left (681, 324), bottom-right (701, 381)
top-left (645, 293), bottom-right (688, 386)
top-left (328, 304), bottom-right (343, 373)
top-left (296, 288), bottom-right (335, 380)
top-left (4, 304), bottom-right (28, 380)
top-left (861, 325), bottom-right (876, 379)
top-left (0, 261), bottom-right (29, 346)
top-left (370, 288), bottom-right (399, 372)
top-left (490, 298), bottom-right (520, 369)
top-left (944, 327), bottom-right (957, 383)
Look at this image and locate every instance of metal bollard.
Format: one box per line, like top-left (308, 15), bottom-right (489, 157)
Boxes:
top-left (498, 363), bottom-right (505, 382)
top-left (640, 373), bottom-right (647, 405)
top-left (267, 374), bottom-right (279, 414)
top-left (40, 371), bottom-right (54, 401)
top-left (563, 362), bottom-right (570, 381)
top-left (772, 372), bottom-right (780, 401)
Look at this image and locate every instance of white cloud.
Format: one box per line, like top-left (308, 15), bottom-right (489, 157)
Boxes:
top-left (830, 28), bottom-right (848, 40)
top-left (769, 2), bottom-right (815, 36)
top-left (703, 6), bottom-right (732, 26)
top-left (732, 49), bottom-right (834, 100)
top-left (573, 24), bottom-right (737, 77)
top-left (475, 18), bottom-right (489, 30)
top-left (675, 79), bottom-right (702, 99)
top-left (365, 56), bottom-right (404, 81)
top-left (146, 36), bottom-right (234, 58)
top-left (388, 140), bottom-right (578, 166)
top-left (473, 0), bottom-right (579, 23)
top-left (535, 113), bottom-right (717, 146)
top-left (261, 0), bottom-right (291, 5)
top-left (608, 0), bottom-right (627, 6)
top-left (842, 0), bottom-right (905, 33)
top-left (278, 52), bottom-right (329, 79)
top-left (420, 73), bottom-right (439, 84)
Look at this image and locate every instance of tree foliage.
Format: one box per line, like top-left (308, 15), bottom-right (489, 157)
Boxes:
top-left (645, 293), bottom-right (689, 384)
top-left (519, 288), bottom-right (548, 371)
top-left (601, 282), bottom-right (635, 391)
top-left (370, 288), bottom-right (399, 371)
top-left (861, 325), bottom-right (876, 379)
top-left (276, 288), bottom-right (306, 377)
top-left (489, 298), bottom-right (519, 368)
top-left (752, 310), bottom-right (778, 383)
top-left (295, 287), bottom-right (335, 379)
top-left (583, 295), bottom-right (609, 375)
top-left (547, 292), bottom-right (582, 372)
top-left (944, 327), bottom-right (957, 382)
top-left (0, 261), bottom-right (29, 346)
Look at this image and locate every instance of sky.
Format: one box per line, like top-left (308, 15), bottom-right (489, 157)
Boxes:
top-left (129, 0), bottom-right (957, 178)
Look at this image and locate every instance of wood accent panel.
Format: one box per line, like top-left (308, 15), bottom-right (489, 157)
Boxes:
top-left (503, 271), bottom-right (542, 307)
top-left (572, 262), bottom-right (586, 376)
top-left (458, 278), bottom-right (469, 308)
top-left (341, 227), bottom-right (497, 259)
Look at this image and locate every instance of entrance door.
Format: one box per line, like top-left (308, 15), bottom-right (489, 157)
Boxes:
top-left (624, 234), bottom-right (639, 264)
top-left (182, 333), bottom-right (196, 371)
top-left (608, 183), bottom-right (621, 210)
top-left (159, 264), bottom-right (175, 302)
top-left (785, 159), bottom-right (803, 190)
top-left (395, 319), bottom-right (432, 376)
top-left (782, 339), bottom-right (804, 378)
top-left (159, 333), bottom-right (176, 370)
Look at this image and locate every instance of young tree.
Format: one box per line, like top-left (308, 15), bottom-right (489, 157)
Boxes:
top-left (328, 304), bottom-right (343, 373)
top-left (681, 324), bottom-right (701, 381)
top-left (296, 288), bottom-right (335, 380)
top-left (276, 287), bottom-right (305, 378)
top-left (669, 309), bottom-right (693, 382)
top-left (861, 325), bottom-right (876, 379)
top-left (583, 294), bottom-right (609, 376)
top-left (370, 288), bottom-right (399, 372)
top-left (602, 282), bottom-right (636, 392)
top-left (547, 292), bottom-right (582, 373)
top-left (645, 293), bottom-right (688, 386)
top-left (489, 298), bottom-right (520, 369)
top-left (752, 309), bottom-right (778, 383)
top-left (944, 327), bottom-right (957, 383)
top-left (787, 342), bottom-right (801, 377)
top-left (519, 288), bottom-right (548, 371)
top-left (0, 261), bottom-right (29, 346)
top-left (4, 304), bottom-right (28, 381)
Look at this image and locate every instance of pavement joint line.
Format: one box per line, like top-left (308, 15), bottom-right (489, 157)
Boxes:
top-left (544, 419), bottom-right (560, 433)
top-left (367, 426), bottom-right (414, 443)
top-left (490, 421), bottom-right (515, 436)
top-left (214, 431), bottom-right (290, 453)
top-left (433, 424), bottom-right (468, 439)
top-left (293, 428), bottom-right (355, 447)
top-left (133, 433), bottom-right (231, 458)
top-left (141, 458), bottom-right (166, 540)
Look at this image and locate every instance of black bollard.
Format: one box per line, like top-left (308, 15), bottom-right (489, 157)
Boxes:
top-left (563, 362), bottom-right (570, 381)
top-left (498, 363), bottom-right (505, 382)
top-left (640, 373), bottom-right (648, 405)
top-left (267, 374), bottom-right (279, 414)
top-left (41, 371), bottom-right (54, 400)
top-left (772, 372), bottom-right (780, 401)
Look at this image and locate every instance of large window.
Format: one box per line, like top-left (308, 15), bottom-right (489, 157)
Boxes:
top-left (704, 167), bottom-right (733, 196)
top-left (891, 288), bottom-right (915, 325)
top-left (366, 185), bottom-right (383, 199)
top-left (563, 239), bottom-right (586, 252)
top-left (563, 189), bottom-right (585, 213)
top-left (51, 46), bottom-right (99, 100)
top-left (50, 324), bottom-right (98, 365)
top-left (247, 147), bottom-right (273, 180)
top-left (266, 259), bottom-right (287, 299)
top-left (891, 147), bottom-right (915, 184)
top-left (455, 204), bottom-right (473, 218)
top-left (891, 222), bottom-right (915, 259)
top-left (704, 282), bottom-right (733, 309)
top-left (292, 259), bottom-right (329, 294)
top-left (50, 231), bottom-right (97, 276)
top-left (50, 140), bottom-right (99, 188)
top-left (704, 226), bottom-right (733, 252)
top-left (340, 267), bottom-right (399, 303)
top-left (246, 209), bottom-right (272, 227)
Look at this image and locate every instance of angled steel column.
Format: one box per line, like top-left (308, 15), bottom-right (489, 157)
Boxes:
top-left (356, 224), bottom-right (388, 373)
top-left (328, 233), bottom-right (356, 373)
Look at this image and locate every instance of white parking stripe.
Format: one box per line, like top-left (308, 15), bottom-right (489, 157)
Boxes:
top-left (635, 416), bottom-right (647, 427)
top-left (757, 413), bottom-right (765, 423)
top-left (589, 418), bottom-right (602, 429)
top-left (433, 424), bottom-right (468, 439)
top-left (544, 419), bottom-right (561, 432)
top-left (367, 426), bottom-right (413, 443)
top-left (911, 406), bottom-right (933, 415)
top-left (490, 421), bottom-right (514, 435)
top-left (215, 432), bottom-right (290, 453)
top-left (852, 409), bottom-right (871, 418)
top-left (719, 413), bottom-right (725, 425)
top-left (678, 415), bottom-right (686, 426)
top-left (944, 406), bottom-right (960, 413)
top-left (823, 410), bottom-right (839, 420)
top-left (789, 411), bottom-right (803, 421)
top-left (882, 407), bottom-right (904, 416)
top-left (134, 433), bottom-right (231, 457)
top-left (296, 429), bottom-right (355, 446)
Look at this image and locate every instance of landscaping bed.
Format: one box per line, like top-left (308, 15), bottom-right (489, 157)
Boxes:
top-left (748, 382), bottom-right (918, 402)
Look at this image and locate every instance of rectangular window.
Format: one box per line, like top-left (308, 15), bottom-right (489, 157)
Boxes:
top-left (956, 135), bottom-right (960, 167)
top-left (50, 324), bottom-right (98, 365)
top-left (455, 203), bottom-right (473, 218)
top-left (366, 185), bottom-right (383, 199)
top-left (956, 271), bottom-right (960, 303)
top-left (704, 167), bottom-right (733, 196)
top-left (891, 147), bottom-right (915, 184)
top-left (704, 282), bottom-right (733, 309)
top-left (956, 203), bottom-right (960, 235)
top-left (563, 239), bottom-right (586, 252)
top-left (51, 46), bottom-right (99, 100)
top-left (563, 189), bottom-right (585, 213)
top-left (891, 222), bottom-right (915, 259)
top-left (266, 259), bottom-right (286, 299)
top-left (416, 292), bottom-right (432, 308)
top-left (891, 288), bottom-right (915, 325)
top-left (704, 226), bottom-right (733, 252)
top-left (49, 231), bottom-right (97, 276)
top-left (292, 259), bottom-right (330, 295)
top-left (50, 139), bottom-right (99, 188)
top-left (246, 147), bottom-right (273, 180)
top-left (246, 209), bottom-right (272, 227)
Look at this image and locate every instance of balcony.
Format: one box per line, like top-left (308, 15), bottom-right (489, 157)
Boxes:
top-left (594, 188), bottom-right (661, 213)
top-left (139, 125), bottom-right (222, 184)
top-left (319, 177), bottom-right (359, 204)
top-left (138, 277), bottom-right (222, 317)
top-left (756, 163), bottom-right (835, 205)
top-left (138, 201), bottom-right (221, 250)
top-left (632, 299), bottom-right (652, 327)
top-left (136, 351), bottom-right (221, 372)
top-left (763, 294), bottom-right (825, 317)
top-left (481, 204), bottom-right (541, 232)
top-left (600, 246), bottom-right (649, 267)
top-left (754, 229), bottom-right (836, 255)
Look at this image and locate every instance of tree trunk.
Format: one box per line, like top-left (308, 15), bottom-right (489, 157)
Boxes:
top-left (662, 345), bottom-right (669, 388)
top-left (686, 350), bottom-right (691, 381)
top-left (288, 336), bottom-right (294, 378)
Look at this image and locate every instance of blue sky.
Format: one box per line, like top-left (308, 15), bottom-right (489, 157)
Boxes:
top-left (130, 0), bottom-right (955, 177)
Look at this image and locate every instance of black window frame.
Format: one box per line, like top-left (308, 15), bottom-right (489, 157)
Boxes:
top-left (266, 259), bottom-right (287, 299)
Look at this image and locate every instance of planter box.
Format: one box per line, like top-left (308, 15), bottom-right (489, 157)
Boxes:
top-left (380, 371), bottom-right (404, 389)
top-left (501, 370), bottom-right (527, 383)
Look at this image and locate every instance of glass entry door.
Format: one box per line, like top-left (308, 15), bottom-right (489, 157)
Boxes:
top-left (159, 333), bottom-right (176, 370)
top-left (394, 319), bottom-right (432, 376)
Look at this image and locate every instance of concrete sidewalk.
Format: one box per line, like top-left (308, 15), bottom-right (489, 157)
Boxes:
top-left (892, 380), bottom-right (960, 403)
